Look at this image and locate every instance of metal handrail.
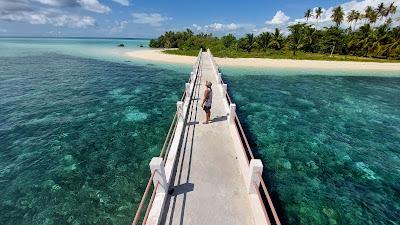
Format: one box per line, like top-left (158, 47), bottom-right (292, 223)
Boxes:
top-left (220, 78), bottom-right (254, 162)
top-left (131, 170), bottom-right (156, 225)
top-left (257, 172), bottom-right (281, 225)
top-left (163, 49), bottom-right (202, 162)
top-left (208, 50), bottom-right (282, 225)
top-left (234, 114), bottom-right (254, 160)
top-left (159, 114), bottom-right (177, 158)
top-left (142, 181), bottom-right (160, 225)
top-left (254, 181), bottom-right (271, 225)
top-left (163, 118), bottom-right (179, 164)
top-left (131, 48), bottom-right (202, 225)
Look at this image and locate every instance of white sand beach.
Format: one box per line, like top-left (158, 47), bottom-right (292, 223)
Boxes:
top-left (126, 49), bottom-right (400, 72)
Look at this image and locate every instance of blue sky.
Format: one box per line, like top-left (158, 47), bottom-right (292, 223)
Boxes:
top-left (0, 0), bottom-right (399, 38)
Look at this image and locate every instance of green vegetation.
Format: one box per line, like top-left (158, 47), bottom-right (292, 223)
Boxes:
top-left (150, 2), bottom-right (400, 62)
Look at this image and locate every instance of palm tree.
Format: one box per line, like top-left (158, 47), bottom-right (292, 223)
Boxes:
top-left (245, 33), bottom-right (255, 52)
top-left (385, 17), bottom-right (393, 26)
top-left (270, 28), bottom-right (284, 50)
top-left (288, 24), bottom-right (304, 56)
top-left (347, 10), bottom-right (359, 30)
top-left (331, 6), bottom-right (345, 27)
top-left (386, 2), bottom-right (397, 23)
top-left (377, 2), bottom-right (386, 22)
top-left (315, 7), bottom-right (323, 29)
top-left (221, 34), bottom-right (236, 48)
top-left (388, 2), bottom-right (397, 15)
top-left (381, 2), bottom-right (397, 26)
top-left (257, 32), bottom-right (272, 51)
top-left (387, 27), bottom-right (400, 57)
top-left (353, 11), bottom-right (361, 30)
top-left (304, 9), bottom-right (313, 23)
top-left (365, 6), bottom-right (378, 25)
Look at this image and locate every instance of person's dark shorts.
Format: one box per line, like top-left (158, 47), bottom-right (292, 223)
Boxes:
top-left (203, 105), bottom-right (211, 112)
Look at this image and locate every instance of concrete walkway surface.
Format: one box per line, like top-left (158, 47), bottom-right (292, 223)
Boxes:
top-left (159, 52), bottom-right (255, 225)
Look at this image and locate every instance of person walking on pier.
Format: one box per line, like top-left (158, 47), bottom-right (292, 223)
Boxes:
top-left (201, 81), bottom-right (213, 124)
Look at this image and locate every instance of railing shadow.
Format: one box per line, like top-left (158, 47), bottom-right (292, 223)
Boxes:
top-left (186, 121), bottom-right (199, 126)
top-left (160, 58), bottom-right (203, 225)
top-left (169, 183), bottom-right (195, 196)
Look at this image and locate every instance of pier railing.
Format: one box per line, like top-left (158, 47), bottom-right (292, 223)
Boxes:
top-left (131, 49), bottom-right (203, 225)
top-left (207, 49), bottom-right (282, 225)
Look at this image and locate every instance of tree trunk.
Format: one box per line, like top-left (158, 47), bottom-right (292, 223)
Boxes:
top-left (330, 42), bottom-right (336, 57)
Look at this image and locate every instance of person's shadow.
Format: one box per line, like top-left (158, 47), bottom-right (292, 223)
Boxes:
top-left (211, 115), bottom-right (227, 123)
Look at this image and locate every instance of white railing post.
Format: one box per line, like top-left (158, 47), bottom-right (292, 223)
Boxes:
top-left (149, 157), bottom-right (168, 193)
top-left (229, 104), bottom-right (236, 124)
top-left (248, 159), bottom-right (263, 194)
top-left (185, 83), bottom-right (190, 97)
top-left (217, 72), bottom-right (222, 84)
top-left (190, 72), bottom-right (195, 82)
top-left (222, 84), bottom-right (227, 96)
top-left (177, 101), bottom-right (183, 122)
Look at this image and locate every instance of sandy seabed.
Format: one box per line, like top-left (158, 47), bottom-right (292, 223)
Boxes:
top-left (126, 49), bottom-right (400, 72)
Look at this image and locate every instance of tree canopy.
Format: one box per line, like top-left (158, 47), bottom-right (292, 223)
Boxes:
top-left (150, 2), bottom-right (399, 60)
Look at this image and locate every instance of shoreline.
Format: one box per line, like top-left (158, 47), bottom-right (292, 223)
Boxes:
top-left (125, 49), bottom-right (400, 72)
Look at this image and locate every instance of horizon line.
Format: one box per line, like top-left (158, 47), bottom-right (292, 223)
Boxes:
top-left (0, 36), bottom-right (153, 40)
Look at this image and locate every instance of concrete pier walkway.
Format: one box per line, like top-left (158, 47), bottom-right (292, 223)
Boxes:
top-left (132, 49), bottom-right (281, 225)
top-left (160, 52), bottom-right (254, 225)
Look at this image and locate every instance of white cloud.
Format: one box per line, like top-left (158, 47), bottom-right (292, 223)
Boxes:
top-left (192, 23), bottom-right (255, 33)
top-left (0, 28), bottom-right (7, 32)
top-left (111, 20), bottom-right (128, 32)
top-left (78, 0), bottom-right (111, 14)
top-left (0, 11), bottom-right (48, 24)
top-left (208, 23), bottom-right (246, 31)
top-left (0, 9), bottom-right (96, 28)
top-left (192, 24), bottom-right (202, 31)
top-left (0, 0), bottom-right (98, 28)
top-left (112, 0), bottom-right (129, 6)
top-left (32, 0), bottom-right (111, 13)
top-left (265, 10), bottom-right (290, 25)
top-left (253, 26), bottom-right (291, 36)
top-left (47, 30), bottom-right (62, 34)
top-left (32, 0), bottom-right (78, 7)
top-left (0, 0), bottom-right (31, 12)
top-left (132, 13), bottom-right (171, 26)
top-left (253, 27), bottom-right (274, 34)
top-left (52, 14), bottom-right (96, 28)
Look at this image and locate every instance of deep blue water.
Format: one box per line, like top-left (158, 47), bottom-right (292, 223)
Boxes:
top-left (223, 72), bottom-right (400, 225)
top-left (0, 40), bottom-right (188, 225)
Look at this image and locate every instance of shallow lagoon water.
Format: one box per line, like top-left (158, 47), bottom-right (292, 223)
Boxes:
top-left (1, 38), bottom-right (400, 225)
top-left (0, 39), bottom-right (189, 225)
top-left (222, 68), bottom-right (400, 225)
top-left (0, 38), bottom-right (147, 59)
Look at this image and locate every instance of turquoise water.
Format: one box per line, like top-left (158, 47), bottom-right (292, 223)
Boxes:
top-left (222, 69), bottom-right (400, 225)
top-left (0, 38), bottom-right (189, 224)
top-left (1, 38), bottom-right (400, 225)
top-left (0, 38), bottom-right (148, 60)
